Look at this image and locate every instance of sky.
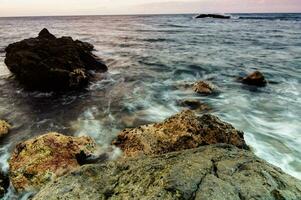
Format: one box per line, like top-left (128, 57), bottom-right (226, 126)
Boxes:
top-left (0, 0), bottom-right (300, 17)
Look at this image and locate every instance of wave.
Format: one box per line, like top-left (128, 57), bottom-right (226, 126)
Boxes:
top-left (237, 13), bottom-right (301, 21)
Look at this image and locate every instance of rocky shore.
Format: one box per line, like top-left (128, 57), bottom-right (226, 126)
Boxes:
top-left (5, 111), bottom-right (301, 199)
top-left (2, 29), bottom-right (300, 199)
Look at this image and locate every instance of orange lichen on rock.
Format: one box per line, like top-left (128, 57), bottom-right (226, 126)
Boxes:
top-left (113, 110), bottom-right (248, 157)
top-left (9, 132), bottom-right (96, 192)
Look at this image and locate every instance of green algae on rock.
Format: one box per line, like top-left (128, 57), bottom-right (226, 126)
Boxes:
top-left (9, 132), bottom-right (97, 192)
top-left (113, 110), bottom-right (248, 157)
top-left (32, 144), bottom-right (301, 200)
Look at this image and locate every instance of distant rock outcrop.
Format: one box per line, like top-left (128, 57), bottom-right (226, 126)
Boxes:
top-left (5, 28), bottom-right (108, 91)
top-left (113, 110), bottom-right (248, 157)
top-left (240, 71), bottom-right (267, 87)
top-left (32, 144), bottom-right (301, 200)
top-left (196, 14), bottom-right (231, 19)
top-left (9, 132), bottom-right (97, 192)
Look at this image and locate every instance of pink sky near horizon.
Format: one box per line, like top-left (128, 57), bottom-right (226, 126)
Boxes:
top-left (0, 0), bottom-right (300, 17)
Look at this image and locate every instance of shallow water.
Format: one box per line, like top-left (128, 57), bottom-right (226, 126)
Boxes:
top-left (0, 13), bottom-right (301, 198)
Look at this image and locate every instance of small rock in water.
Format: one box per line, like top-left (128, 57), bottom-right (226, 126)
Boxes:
top-left (9, 132), bottom-right (97, 192)
top-left (113, 110), bottom-right (248, 157)
top-left (0, 120), bottom-right (11, 137)
top-left (4, 28), bottom-right (108, 91)
top-left (193, 81), bottom-right (216, 95)
top-left (240, 71), bottom-right (267, 87)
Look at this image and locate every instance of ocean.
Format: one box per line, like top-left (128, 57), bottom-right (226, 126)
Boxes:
top-left (0, 13), bottom-right (300, 198)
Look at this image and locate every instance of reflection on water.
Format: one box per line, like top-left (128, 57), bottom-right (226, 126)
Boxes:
top-left (0, 13), bottom-right (300, 198)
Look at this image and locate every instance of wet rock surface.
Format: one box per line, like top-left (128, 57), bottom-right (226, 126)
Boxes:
top-left (33, 144), bottom-right (301, 200)
top-left (5, 28), bottom-right (108, 91)
top-left (113, 110), bottom-right (248, 157)
top-left (0, 120), bottom-right (10, 137)
top-left (193, 81), bottom-right (216, 95)
top-left (240, 71), bottom-right (267, 87)
top-left (9, 132), bottom-right (96, 192)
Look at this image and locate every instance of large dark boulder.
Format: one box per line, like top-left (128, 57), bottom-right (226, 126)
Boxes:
top-left (5, 28), bottom-right (108, 91)
top-left (196, 14), bottom-right (231, 19)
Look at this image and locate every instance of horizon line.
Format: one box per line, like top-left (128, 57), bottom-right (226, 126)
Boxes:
top-left (0, 12), bottom-right (300, 19)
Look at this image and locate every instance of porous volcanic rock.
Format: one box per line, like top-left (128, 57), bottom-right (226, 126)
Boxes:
top-left (9, 132), bottom-right (96, 192)
top-left (0, 120), bottom-right (11, 137)
top-left (5, 28), bottom-right (108, 91)
top-left (241, 71), bottom-right (267, 87)
top-left (33, 144), bottom-right (301, 200)
top-left (113, 110), bottom-right (248, 157)
top-left (193, 81), bottom-right (216, 95)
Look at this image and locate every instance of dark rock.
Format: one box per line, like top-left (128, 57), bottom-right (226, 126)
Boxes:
top-left (5, 28), bottom-right (108, 91)
top-left (32, 144), bottom-right (301, 200)
top-left (76, 151), bottom-right (108, 166)
top-left (0, 172), bottom-right (9, 198)
top-left (112, 110), bottom-right (248, 157)
top-left (240, 71), bottom-right (267, 87)
top-left (196, 14), bottom-right (231, 19)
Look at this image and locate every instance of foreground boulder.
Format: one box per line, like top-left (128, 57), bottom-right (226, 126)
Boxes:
top-left (113, 110), bottom-right (248, 157)
top-left (33, 144), bottom-right (301, 200)
top-left (193, 81), bottom-right (216, 95)
top-left (5, 28), bottom-right (108, 91)
top-left (240, 71), bottom-right (267, 87)
top-left (0, 120), bottom-right (10, 137)
top-left (196, 14), bottom-right (231, 19)
top-left (9, 132), bottom-right (96, 192)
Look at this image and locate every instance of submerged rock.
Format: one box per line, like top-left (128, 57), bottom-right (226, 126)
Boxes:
top-left (5, 28), bottom-right (108, 91)
top-left (33, 144), bottom-right (301, 200)
top-left (177, 99), bottom-right (210, 112)
top-left (193, 81), bottom-right (216, 95)
top-left (113, 110), bottom-right (248, 157)
top-left (0, 120), bottom-right (11, 137)
top-left (240, 71), bottom-right (267, 87)
top-left (9, 132), bottom-right (96, 192)
top-left (196, 14), bottom-right (231, 19)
